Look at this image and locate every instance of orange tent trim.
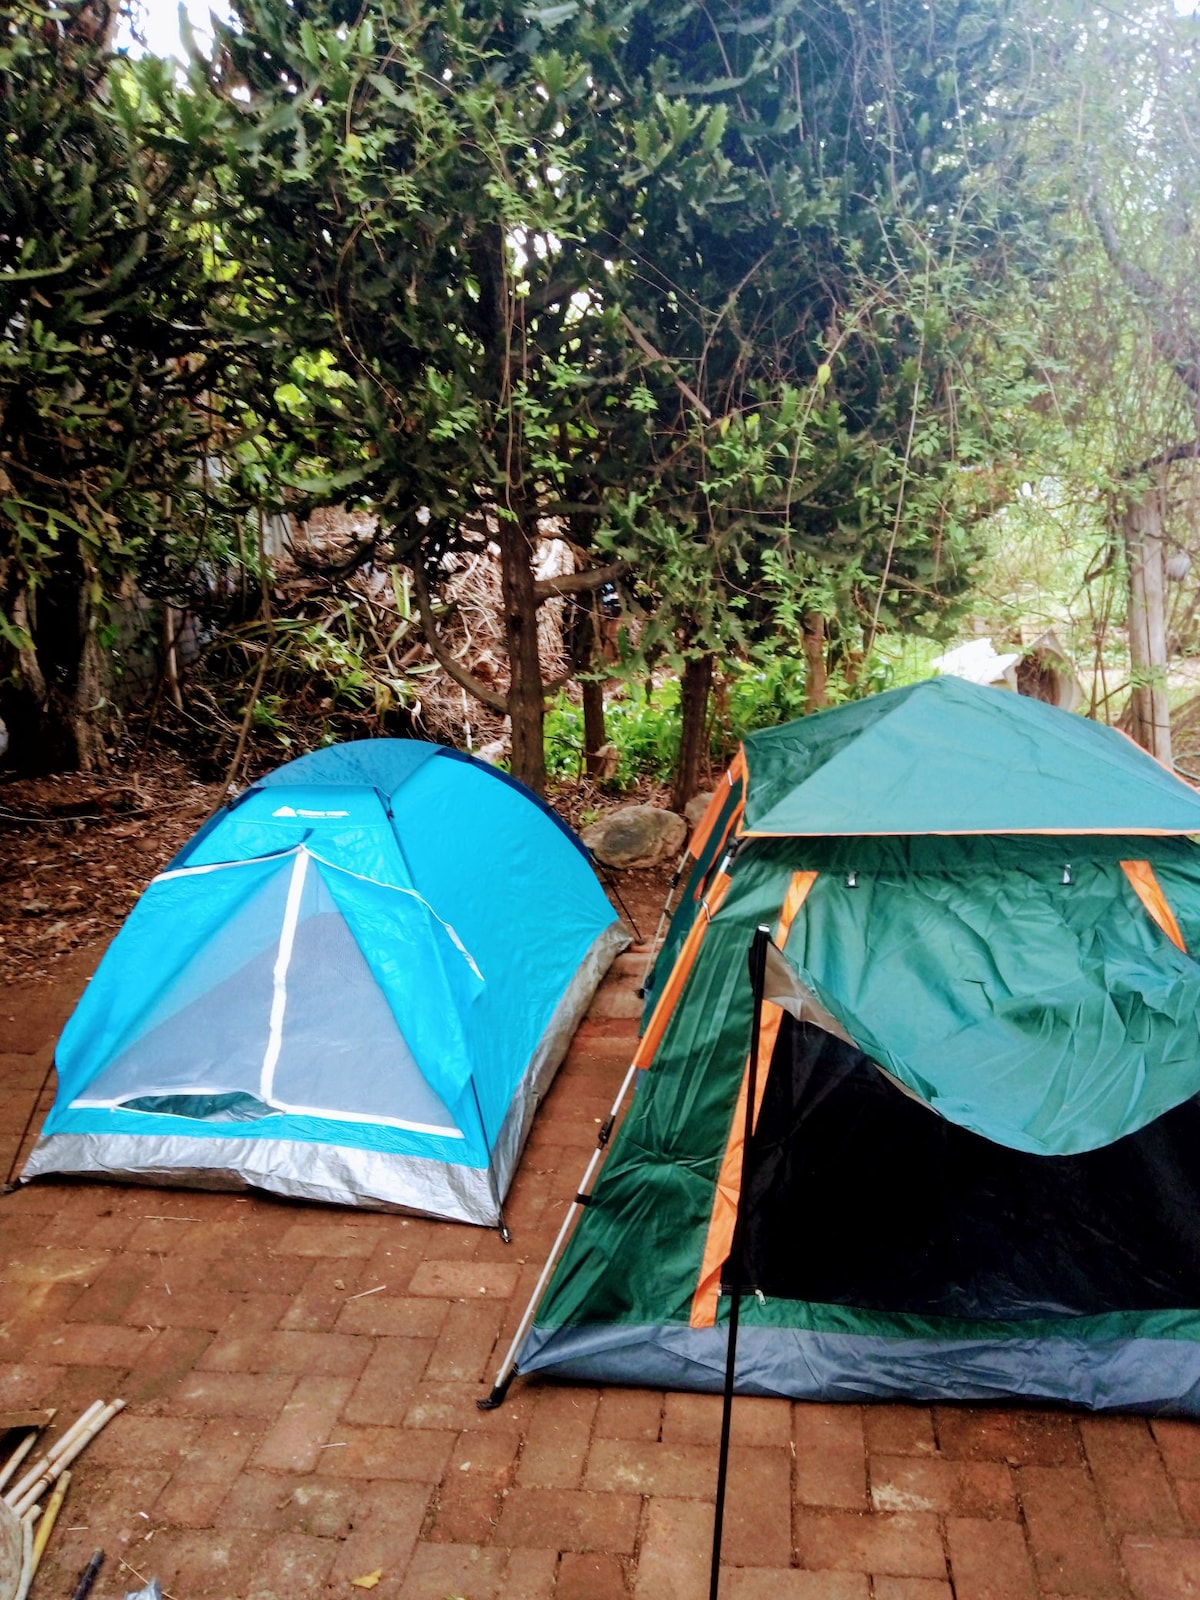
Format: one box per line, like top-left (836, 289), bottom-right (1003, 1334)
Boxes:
top-left (687, 749), bottom-right (746, 864)
top-left (689, 870), bottom-right (819, 1328)
top-left (1121, 859), bottom-right (1187, 953)
top-left (633, 872), bottom-right (734, 1072)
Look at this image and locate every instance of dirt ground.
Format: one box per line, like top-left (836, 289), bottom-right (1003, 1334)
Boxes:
top-left (0, 759), bottom-right (221, 988)
top-left (0, 759), bottom-right (670, 989)
top-left (3, 774), bottom-right (1200, 1599)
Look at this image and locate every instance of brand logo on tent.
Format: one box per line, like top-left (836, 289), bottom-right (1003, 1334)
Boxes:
top-left (271, 805), bottom-right (351, 819)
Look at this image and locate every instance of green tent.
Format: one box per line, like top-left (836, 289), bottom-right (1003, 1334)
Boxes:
top-left (502, 678), bottom-right (1200, 1414)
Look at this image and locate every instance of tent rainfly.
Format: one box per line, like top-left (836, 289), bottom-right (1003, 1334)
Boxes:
top-left (24, 740), bottom-right (627, 1225)
top-left (489, 677), bottom-right (1200, 1414)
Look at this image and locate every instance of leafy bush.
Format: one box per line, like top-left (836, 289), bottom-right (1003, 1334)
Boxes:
top-left (544, 684), bottom-right (681, 789)
top-left (544, 649), bottom-right (916, 794)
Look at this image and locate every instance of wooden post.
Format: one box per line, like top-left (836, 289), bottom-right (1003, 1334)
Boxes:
top-left (1124, 489), bottom-right (1173, 764)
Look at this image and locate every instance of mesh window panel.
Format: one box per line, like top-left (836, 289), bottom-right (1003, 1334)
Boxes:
top-left (77, 870), bottom-right (292, 1110)
top-left (270, 873), bottom-right (460, 1132)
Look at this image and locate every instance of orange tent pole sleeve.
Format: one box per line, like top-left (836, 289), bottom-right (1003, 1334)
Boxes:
top-left (694, 796), bottom-right (746, 902)
top-left (633, 872), bottom-right (734, 1071)
top-left (687, 748), bottom-right (746, 862)
top-left (1121, 860), bottom-right (1187, 953)
top-left (689, 870), bottom-right (819, 1328)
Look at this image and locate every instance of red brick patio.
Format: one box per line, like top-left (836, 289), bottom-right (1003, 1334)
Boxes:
top-left (3, 945), bottom-right (1200, 1598)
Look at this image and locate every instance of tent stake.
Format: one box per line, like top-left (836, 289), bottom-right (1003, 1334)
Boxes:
top-left (478, 1060), bottom-right (641, 1410)
top-left (709, 925), bottom-right (771, 1600)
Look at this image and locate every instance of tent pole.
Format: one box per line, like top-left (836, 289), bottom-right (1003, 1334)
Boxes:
top-left (477, 1059), bottom-right (640, 1411)
top-left (637, 850), bottom-right (687, 998)
top-left (709, 924), bottom-right (771, 1600)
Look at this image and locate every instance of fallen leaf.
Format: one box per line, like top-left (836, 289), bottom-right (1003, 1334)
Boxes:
top-left (349, 1572), bottom-right (382, 1590)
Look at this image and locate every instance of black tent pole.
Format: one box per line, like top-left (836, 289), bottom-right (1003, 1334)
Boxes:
top-left (709, 923), bottom-right (771, 1600)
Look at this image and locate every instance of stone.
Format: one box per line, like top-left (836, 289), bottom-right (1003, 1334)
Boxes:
top-left (685, 791), bottom-right (715, 828)
top-left (581, 805), bottom-right (687, 869)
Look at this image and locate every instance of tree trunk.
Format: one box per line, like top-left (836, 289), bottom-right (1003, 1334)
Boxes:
top-left (803, 612), bottom-right (829, 713)
top-left (1124, 491), bottom-right (1172, 764)
top-left (68, 620), bottom-right (110, 772)
top-left (672, 651), bottom-right (713, 813)
top-left (571, 593), bottom-right (608, 778)
top-left (498, 505), bottom-right (547, 794)
top-left (582, 676), bottom-right (607, 778)
top-left (3, 565), bottom-right (111, 773)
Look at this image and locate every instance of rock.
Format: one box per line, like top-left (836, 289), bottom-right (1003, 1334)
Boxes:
top-left (582, 804), bottom-right (687, 869)
top-left (591, 743), bottom-right (620, 782)
top-left (474, 738), bottom-right (508, 767)
top-left (685, 791), bottom-right (715, 828)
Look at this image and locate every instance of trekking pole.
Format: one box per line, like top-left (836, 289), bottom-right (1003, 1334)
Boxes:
top-left (1, 1050), bottom-right (58, 1195)
top-left (477, 1059), bottom-right (640, 1410)
top-left (709, 925), bottom-right (771, 1600)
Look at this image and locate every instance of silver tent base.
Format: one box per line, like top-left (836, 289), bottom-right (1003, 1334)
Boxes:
top-left (24, 922), bottom-right (629, 1225)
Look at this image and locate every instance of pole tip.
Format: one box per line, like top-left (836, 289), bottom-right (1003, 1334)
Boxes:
top-left (476, 1376), bottom-right (514, 1411)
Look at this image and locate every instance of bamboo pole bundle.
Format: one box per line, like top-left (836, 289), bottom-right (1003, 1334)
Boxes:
top-left (8, 1400), bottom-right (124, 1519)
top-left (0, 1399), bottom-right (121, 1600)
top-left (4, 1400), bottom-right (103, 1510)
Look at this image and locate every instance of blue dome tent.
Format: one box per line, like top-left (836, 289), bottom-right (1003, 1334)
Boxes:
top-left (23, 740), bottom-right (628, 1225)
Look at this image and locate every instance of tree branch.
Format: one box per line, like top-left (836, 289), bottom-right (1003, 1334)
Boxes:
top-left (1122, 440), bottom-right (1200, 480)
top-left (412, 564), bottom-right (509, 714)
top-left (533, 560), bottom-right (628, 600)
top-left (1089, 187), bottom-right (1200, 403)
top-left (619, 312), bottom-right (713, 421)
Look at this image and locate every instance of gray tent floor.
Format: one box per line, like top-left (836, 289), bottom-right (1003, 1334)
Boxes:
top-left (2, 943), bottom-right (1198, 1600)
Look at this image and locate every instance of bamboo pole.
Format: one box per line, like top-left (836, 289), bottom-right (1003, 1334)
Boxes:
top-left (0, 1432), bottom-right (38, 1496)
top-left (14, 1509), bottom-right (33, 1600)
top-left (29, 1469), bottom-right (70, 1579)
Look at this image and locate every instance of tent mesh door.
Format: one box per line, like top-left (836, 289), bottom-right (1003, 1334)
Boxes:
top-left (724, 1014), bottom-right (1200, 1320)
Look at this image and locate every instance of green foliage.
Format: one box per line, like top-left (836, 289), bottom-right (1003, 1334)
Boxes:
top-left (198, 568), bottom-right (429, 760)
top-left (544, 683), bottom-right (681, 788)
top-left (0, 1), bottom-right (255, 765)
top-left (543, 651), bottom-right (901, 792)
top-left (582, 0), bottom-right (1043, 695)
top-left (0, 0), bottom-right (1129, 787)
top-left (180, 0), bottom-right (1046, 784)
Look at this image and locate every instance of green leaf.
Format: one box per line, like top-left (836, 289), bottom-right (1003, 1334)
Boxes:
top-left (521, 1), bottom-right (578, 30)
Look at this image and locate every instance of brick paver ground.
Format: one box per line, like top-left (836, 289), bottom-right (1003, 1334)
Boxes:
top-left (4, 946), bottom-right (1200, 1597)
